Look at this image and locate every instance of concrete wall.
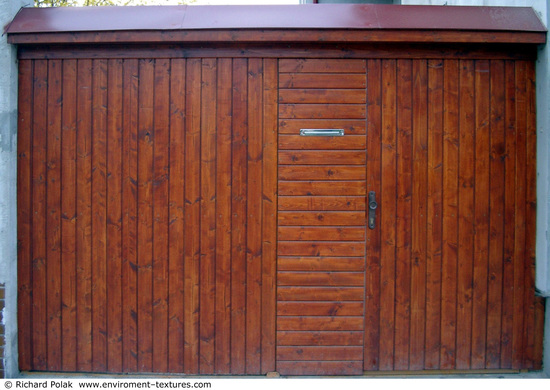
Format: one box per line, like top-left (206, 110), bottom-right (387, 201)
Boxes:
top-left (0, 0), bottom-right (32, 379)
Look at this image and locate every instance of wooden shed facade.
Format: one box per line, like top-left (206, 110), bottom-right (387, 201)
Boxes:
top-left (7, 4), bottom-right (547, 376)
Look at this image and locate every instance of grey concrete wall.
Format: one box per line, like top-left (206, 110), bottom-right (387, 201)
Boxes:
top-left (0, 0), bottom-right (32, 379)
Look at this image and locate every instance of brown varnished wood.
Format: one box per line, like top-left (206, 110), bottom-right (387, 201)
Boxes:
top-left (46, 59), bottom-right (63, 372)
top-left (364, 59), bottom-right (382, 371)
top-left (277, 331), bottom-right (364, 346)
top-left (472, 60), bottom-right (490, 369)
top-left (183, 58), bottom-right (201, 374)
top-left (277, 257), bottom-right (365, 272)
top-left (425, 59), bottom-right (444, 370)
top-left (75, 59), bottom-right (93, 372)
top-left (409, 59), bottom-right (428, 371)
top-left (16, 54), bottom-right (544, 375)
top-left (121, 59), bottom-right (139, 373)
top-left (106, 58), bottom-right (123, 373)
top-left (152, 59), bottom-right (171, 373)
top-left (261, 58), bottom-right (278, 374)
top-left (230, 58), bottom-right (248, 375)
top-left (486, 60), bottom-right (506, 369)
top-left (167, 58), bottom-right (186, 373)
top-left (456, 59), bottom-right (475, 370)
top-left (277, 302), bottom-right (364, 316)
top-left (394, 59), bottom-right (413, 370)
top-left (277, 346), bottom-right (363, 361)
top-left (500, 60), bottom-right (516, 369)
top-left (31, 60), bottom-right (48, 371)
top-left (16, 43), bottom-right (540, 62)
top-left (215, 58), bottom-right (232, 374)
top-left (199, 57), bottom-right (217, 374)
top-left (17, 59), bottom-right (33, 372)
top-left (379, 59), bottom-right (397, 371)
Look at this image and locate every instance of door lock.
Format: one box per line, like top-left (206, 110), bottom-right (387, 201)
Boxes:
top-left (368, 191), bottom-right (378, 230)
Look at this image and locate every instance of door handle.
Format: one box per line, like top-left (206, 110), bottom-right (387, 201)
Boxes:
top-left (368, 191), bottom-right (378, 230)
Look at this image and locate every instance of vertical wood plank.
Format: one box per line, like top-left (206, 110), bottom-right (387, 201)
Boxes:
top-left (440, 59), bottom-right (459, 369)
top-left (17, 59), bottom-right (34, 371)
top-left (168, 58), bottom-right (186, 374)
top-left (46, 59), bottom-right (63, 372)
top-left (199, 58), bottom-right (217, 374)
top-left (92, 59), bottom-right (108, 372)
top-left (215, 58), bottom-right (232, 374)
top-left (472, 59), bottom-right (490, 369)
top-left (121, 59), bottom-right (139, 373)
top-left (364, 59), bottom-right (382, 371)
top-left (184, 58), bottom-right (201, 374)
top-left (231, 58), bottom-right (248, 375)
top-left (523, 61), bottom-right (538, 369)
top-left (246, 58), bottom-right (263, 375)
top-left (394, 59), bottom-right (412, 371)
top-left (379, 59), bottom-right (397, 371)
top-left (409, 59), bottom-right (428, 371)
top-left (137, 58), bottom-right (154, 372)
top-left (76, 59), bottom-right (93, 372)
top-left (106, 58), bottom-right (123, 373)
top-left (61, 59), bottom-right (78, 372)
top-left (425, 59), bottom-right (444, 370)
top-left (32, 60), bottom-right (48, 371)
top-left (456, 59), bottom-right (475, 370)
top-left (152, 58), bottom-right (170, 373)
top-left (511, 61), bottom-right (526, 370)
top-left (122, 60), bottom-right (139, 372)
top-left (261, 58), bottom-right (278, 374)
top-left (486, 60), bottom-right (506, 369)
top-left (500, 60), bottom-right (516, 369)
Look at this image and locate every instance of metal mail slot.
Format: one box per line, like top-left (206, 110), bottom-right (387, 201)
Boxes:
top-left (300, 129), bottom-right (344, 137)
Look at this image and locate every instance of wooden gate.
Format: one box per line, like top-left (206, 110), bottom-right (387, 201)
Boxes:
top-left (275, 58), bottom-right (545, 375)
top-left (16, 55), bottom-right (546, 376)
top-left (17, 58), bottom-right (278, 374)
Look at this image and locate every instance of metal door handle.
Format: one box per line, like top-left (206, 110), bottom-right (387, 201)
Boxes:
top-left (368, 191), bottom-right (378, 229)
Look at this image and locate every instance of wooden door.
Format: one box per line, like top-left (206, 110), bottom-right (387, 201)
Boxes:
top-left (276, 58), bottom-right (545, 375)
top-left (277, 59), bottom-right (368, 375)
top-left (17, 57), bottom-right (278, 374)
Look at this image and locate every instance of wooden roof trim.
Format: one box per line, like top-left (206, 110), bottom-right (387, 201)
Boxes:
top-left (7, 29), bottom-right (547, 45)
top-left (6, 4), bottom-right (546, 45)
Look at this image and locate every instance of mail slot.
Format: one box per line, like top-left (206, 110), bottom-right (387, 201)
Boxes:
top-left (299, 129), bottom-right (345, 137)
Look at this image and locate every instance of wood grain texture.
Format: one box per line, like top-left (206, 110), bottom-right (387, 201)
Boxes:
top-left (16, 55), bottom-right (544, 375)
top-left (277, 60), bottom-right (366, 375)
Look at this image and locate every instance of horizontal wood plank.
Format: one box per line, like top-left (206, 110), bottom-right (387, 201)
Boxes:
top-left (279, 120), bottom-right (366, 135)
top-left (278, 241), bottom-right (365, 257)
top-left (279, 166), bottom-right (366, 181)
top-left (277, 346), bottom-right (363, 361)
top-left (278, 212), bottom-right (366, 226)
top-left (279, 89), bottom-right (366, 104)
top-left (279, 74), bottom-right (366, 89)
top-left (277, 287), bottom-right (364, 301)
top-left (278, 196), bottom-right (366, 211)
top-left (277, 331), bottom-right (364, 346)
top-left (279, 59), bottom-right (367, 74)
top-left (277, 271), bottom-right (365, 286)
top-left (279, 104), bottom-right (366, 119)
top-left (279, 151), bottom-right (366, 165)
top-left (277, 361), bottom-right (363, 376)
top-left (277, 316), bottom-right (364, 331)
top-left (278, 181), bottom-right (366, 196)
top-left (279, 135), bottom-right (366, 150)
top-left (277, 302), bottom-right (364, 316)
top-left (277, 257), bottom-right (365, 272)
top-left (278, 227), bottom-right (365, 241)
